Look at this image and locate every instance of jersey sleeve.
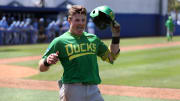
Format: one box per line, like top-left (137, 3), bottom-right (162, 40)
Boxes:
top-left (96, 38), bottom-right (120, 64)
top-left (42, 38), bottom-right (59, 59)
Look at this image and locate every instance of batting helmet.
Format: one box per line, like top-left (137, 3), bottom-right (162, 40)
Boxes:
top-left (90, 5), bottom-right (115, 30)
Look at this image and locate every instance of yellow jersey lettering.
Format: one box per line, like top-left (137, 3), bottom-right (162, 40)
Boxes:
top-left (92, 44), bottom-right (96, 52)
top-left (66, 43), bottom-right (97, 58)
top-left (74, 44), bottom-right (80, 53)
top-left (65, 44), bottom-right (73, 56)
top-left (87, 43), bottom-right (93, 51)
top-left (80, 43), bottom-right (86, 52)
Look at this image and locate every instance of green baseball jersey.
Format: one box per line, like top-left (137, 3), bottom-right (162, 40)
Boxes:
top-left (42, 31), bottom-right (109, 84)
top-left (165, 19), bottom-right (174, 32)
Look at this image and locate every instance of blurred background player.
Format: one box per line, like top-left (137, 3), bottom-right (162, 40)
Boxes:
top-left (87, 19), bottom-right (95, 34)
top-left (165, 16), bottom-right (175, 41)
top-left (61, 17), bottom-right (70, 34)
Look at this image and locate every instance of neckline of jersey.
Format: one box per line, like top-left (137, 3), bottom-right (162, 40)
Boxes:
top-left (67, 31), bottom-right (85, 39)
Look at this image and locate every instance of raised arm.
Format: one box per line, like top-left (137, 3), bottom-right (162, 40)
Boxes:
top-left (108, 20), bottom-right (120, 63)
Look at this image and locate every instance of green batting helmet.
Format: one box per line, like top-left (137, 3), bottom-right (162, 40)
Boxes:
top-left (90, 5), bottom-right (115, 30)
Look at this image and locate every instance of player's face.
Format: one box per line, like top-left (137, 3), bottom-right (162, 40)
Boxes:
top-left (69, 14), bottom-right (86, 35)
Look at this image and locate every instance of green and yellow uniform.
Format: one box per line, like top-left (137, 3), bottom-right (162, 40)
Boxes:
top-left (165, 16), bottom-right (174, 41)
top-left (43, 31), bottom-right (111, 84)
top-left (165, 19), bottom-right (174, 32)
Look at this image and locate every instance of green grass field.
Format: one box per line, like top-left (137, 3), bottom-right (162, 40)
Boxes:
top-left (1, 87), bottom-right (180, 101)
top-left (1, 36), bottom-right (180, 101)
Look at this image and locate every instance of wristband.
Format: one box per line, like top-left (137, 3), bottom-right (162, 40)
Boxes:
top-left (43, 58), bottom-right (51, 67)
top-left (112, 37), bottom-right (120, 44)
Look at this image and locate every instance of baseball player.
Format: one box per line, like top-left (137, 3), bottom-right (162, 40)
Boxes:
top-left (38, 5), bottom-right (120, 101)
top-left (165, 16), bottom-right (175, 41)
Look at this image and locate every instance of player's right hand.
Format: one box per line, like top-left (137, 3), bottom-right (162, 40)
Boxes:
top-left (47, 51), bottom-right (59, 65)
top-left (111, 20), bottom-right (120, 37)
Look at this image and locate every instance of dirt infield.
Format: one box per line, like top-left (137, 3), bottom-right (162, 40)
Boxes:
top-left (1, 78), bottom-right (180, 100)
top-left (1, 41), bottom-right (180, 100)
top-left (0, 64), bottom-right (39, 79)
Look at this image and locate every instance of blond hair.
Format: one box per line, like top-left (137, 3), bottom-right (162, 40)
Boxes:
top-left (68, 5), bottom-right (87, 19)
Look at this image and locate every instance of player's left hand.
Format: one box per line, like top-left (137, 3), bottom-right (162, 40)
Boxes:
top-left (111, 20), bottom-right (120, 37)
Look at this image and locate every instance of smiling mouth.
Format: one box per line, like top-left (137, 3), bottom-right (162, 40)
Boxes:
top-left (77, 26), bottom-right (84, 31)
